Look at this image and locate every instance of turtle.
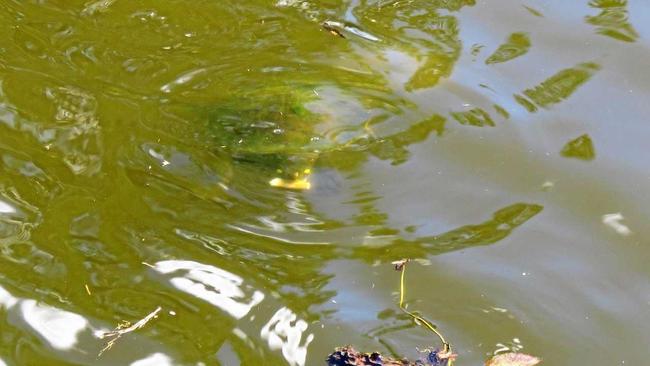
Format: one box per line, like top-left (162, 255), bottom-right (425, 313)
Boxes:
top-left (203, 82), bottom-right (447, 190)
top-left (204, 84), bottom-right (370, 190)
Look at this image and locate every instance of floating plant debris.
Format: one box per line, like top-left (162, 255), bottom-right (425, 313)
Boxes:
top-left (98, 306), bottom-right (162, 357)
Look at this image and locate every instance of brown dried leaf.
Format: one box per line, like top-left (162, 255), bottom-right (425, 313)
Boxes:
top-left (485, 353), bottom-right (541, 366)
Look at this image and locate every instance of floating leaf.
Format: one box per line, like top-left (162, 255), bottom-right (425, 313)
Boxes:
top-left (485, 353), bottom-right (541, 366)
top-left (560, 134), bottom-right (595, 161)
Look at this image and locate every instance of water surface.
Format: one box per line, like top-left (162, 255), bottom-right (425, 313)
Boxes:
top-left (0, 0), bottom-right (648, 365)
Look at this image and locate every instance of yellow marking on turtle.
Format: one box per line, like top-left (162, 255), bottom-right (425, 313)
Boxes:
top-left (269, 177), bottom-right (311, 190)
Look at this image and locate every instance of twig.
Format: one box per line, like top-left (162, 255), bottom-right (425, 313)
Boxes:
top-left (98, 306), bottom-right (162, 357)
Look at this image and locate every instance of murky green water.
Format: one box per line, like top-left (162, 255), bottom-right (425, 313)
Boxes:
top-left (0, 0), bottom-right (648, 365)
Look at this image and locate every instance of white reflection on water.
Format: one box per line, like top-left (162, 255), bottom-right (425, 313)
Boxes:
top-left (0, 200), bottom-right (15, 214)
top-left (20, 300), bottom-right (88, 350)
top-left (0, 285), bottom-right (86, 351)
top-left (152, 260), bottom-right (265, 319)
top-left (0, 189), bottom-right (41, 246)
top-left (602, 212), bottom-right (632, 236)
top-left (228, 223), bottom-right (330, 245)
top-left (81, 0), bottom-right (117, 16)
top-left (129, 352), bottom-right (173, 366)
top-left (0, 286), bottom-right (18, 309)
top-left (227, 190), bottom-right (333, 245)
top-left (151, 260), bottom-right (314, 365)
top-left (261, 307), bottom-right (314, 366)
top-left (160, 67), bottom-right (209, 94)
top-left (0, 285), bottom-right (174, 364)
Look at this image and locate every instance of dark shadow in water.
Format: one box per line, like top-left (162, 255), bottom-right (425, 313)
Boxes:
top-left (586, 0), bottom-right (639, 43)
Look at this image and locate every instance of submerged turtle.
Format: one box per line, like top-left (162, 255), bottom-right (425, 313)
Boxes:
top-left (205, 84), bottom-right (369, 190)
top-left (204, 82), bottom-right (444, 190)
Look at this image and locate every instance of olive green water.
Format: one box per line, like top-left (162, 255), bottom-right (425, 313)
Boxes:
top-left (0, 0), bottom-right (649, 365)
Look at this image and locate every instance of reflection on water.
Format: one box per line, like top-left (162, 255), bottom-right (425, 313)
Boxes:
top-left (451, 108), bottom-right (495, 127)
top-left (586, 0), bottom-right (639, 43)
top-left (352, 203), bottom-right (543, 261)
top-left (352, 0), bottom-right (475, 91)
top-left (0, 188), bottom-right (40, 247)
top-left (150, 260), bottom-right (265, 320)
top-left (261, 307), bottom-right (314, 366)
top-left (150, 259), bottom-right (314, 366)
top-left (0, 285), bottom-right (173, 365)
top-left (20, 299), bottom-right (88, 350)
top-left (130, 353), bottom-right (173, 366)
top-left (45, 86), bottom-right (103, 176)
top-left (601, 212), bottom-right (631, 236)
top-left (514, 62), bottom-right (600, 112)
top-left (366, 114), bottom-right (446, 165)
top-left (485, 32), bottom-right (531, 65)
top-left (81, 0), bottom-right (118, 16)
top-left (560, 134), bottom-right (595, 160)
top-left (0, 79), bottom-right (103, 176)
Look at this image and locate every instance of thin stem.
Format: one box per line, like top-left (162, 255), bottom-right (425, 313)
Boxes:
top-left (398, 262), bottom-right (452, 357)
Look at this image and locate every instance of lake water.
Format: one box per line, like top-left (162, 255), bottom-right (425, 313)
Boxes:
top-left (0, 0), bottom-right (648, 365)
